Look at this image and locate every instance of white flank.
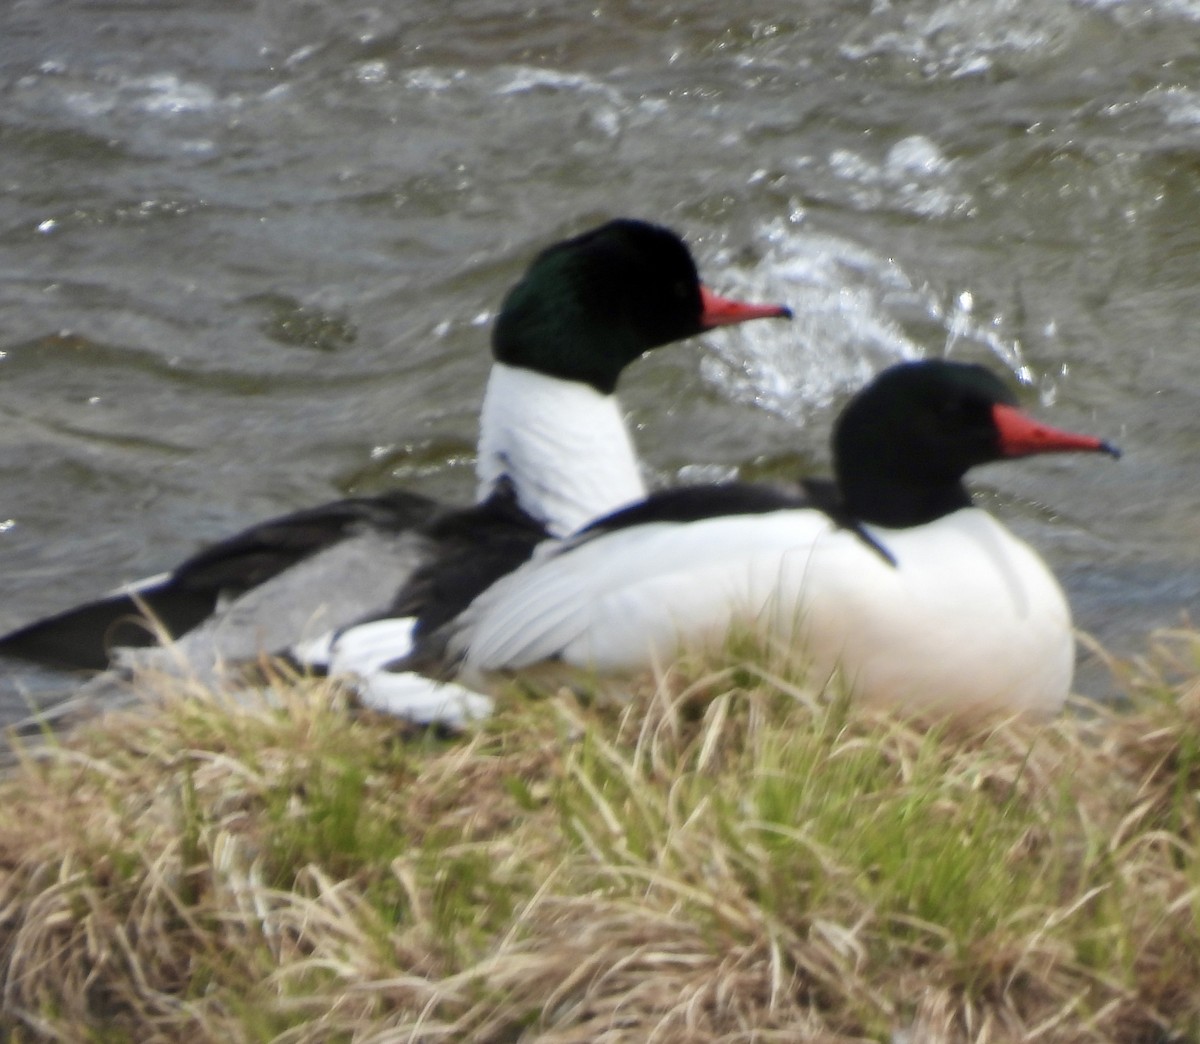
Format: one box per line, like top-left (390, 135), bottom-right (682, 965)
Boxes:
top-left (448, 507), bottom-right (1075, 717)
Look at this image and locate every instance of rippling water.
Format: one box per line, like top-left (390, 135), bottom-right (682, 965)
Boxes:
top-left (2, 0), bottom-right (1199, 719)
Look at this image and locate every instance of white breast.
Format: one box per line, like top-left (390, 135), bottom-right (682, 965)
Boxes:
top-left (795, 510), bottom-right (1074, 717)
top-left (453, 507), bottom-right (1074, 718)
top-left (475, 364), bottom-right (647, 537)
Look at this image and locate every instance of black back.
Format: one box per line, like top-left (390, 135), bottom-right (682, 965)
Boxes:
top-left (387, 483), bottom-right (548, 640)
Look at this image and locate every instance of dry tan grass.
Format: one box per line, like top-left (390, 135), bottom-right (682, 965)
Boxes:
top-left (0, 633), bottom-right (1198, 1042)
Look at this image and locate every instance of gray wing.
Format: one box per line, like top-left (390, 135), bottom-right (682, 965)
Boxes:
top-left (119, 528), bottom-right (437, 682)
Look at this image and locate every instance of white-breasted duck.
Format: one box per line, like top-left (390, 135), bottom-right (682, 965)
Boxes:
top-left (341, 359), bottom-right (1119, 723)
top-left (0, 219), bottom-right (791, 677)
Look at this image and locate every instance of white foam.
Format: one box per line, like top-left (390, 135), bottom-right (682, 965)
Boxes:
top-left (838, 1), bottom-right (1072, 79)
top-left (698, 221), bottom-right (921, 422)
top-left (491, 66), bottom-right (618, 101)
top-left (698, 214), bottom-right (1038, 422)
top-left (827, 136), bottom-right (971, 219)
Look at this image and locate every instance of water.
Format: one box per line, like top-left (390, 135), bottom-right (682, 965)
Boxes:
top-left (1, 0), bottom-right (1198, 721)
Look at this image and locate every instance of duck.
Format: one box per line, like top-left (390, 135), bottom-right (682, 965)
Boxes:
top-left (0, 219), bottom-right (791, 679)
top-left (339, 359), bottom-right (1119, 723)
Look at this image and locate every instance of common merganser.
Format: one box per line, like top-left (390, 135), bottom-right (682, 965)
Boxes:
top-left (344, 360), bottom-right (1119, 723)
top-left (0, 219), bottom-right (791, 677)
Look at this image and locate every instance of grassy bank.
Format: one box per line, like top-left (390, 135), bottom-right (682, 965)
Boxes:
top-left (1, 631), bottom-right (1198, 1042)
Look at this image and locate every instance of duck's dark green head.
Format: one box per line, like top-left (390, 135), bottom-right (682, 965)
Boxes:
top-left (492, 219), bottom-right (791, 394)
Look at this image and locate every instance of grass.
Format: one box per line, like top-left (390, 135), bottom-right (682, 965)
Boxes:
top-left (0, 632), bottom-right (1199, 1042)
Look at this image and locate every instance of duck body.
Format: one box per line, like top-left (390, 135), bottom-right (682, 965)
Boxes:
top-left (357, 359), bottom-right (1117, 722)
top-left (448, 495), bottom-right (1074, 716)
top-left (0, 219), bottom-right (789, 678)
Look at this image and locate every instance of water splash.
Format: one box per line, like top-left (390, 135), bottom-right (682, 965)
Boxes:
top-left (828, 135), bottom-right (973, 219)
top-left (700, 215), bottom-right (1035, 424)
top-left (403, 64), bottom-right (621, 106)
top-left (700, 219), bottom-right (920, 424)
top-left (491, 66), bottom-right (620, 102)
top-left (1080, 0), bottom-right (1200, 24)
top-left (60, 71), bottom-right (223, 120)
top-left (840, 0), bottom-right (1078, 78)
top-left (1148, 84), bottom-right (1200, 127)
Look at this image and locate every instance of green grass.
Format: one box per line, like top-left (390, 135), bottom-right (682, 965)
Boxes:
top-left (1, 632), bottom-right (1200, 1041)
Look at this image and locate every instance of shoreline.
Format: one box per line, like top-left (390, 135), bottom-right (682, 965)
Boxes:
top-left (1, 629), bottom-right (1198, 1040)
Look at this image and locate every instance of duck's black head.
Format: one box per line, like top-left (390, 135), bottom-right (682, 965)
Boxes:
top-left (833, 359), bottom-right (1119, 528)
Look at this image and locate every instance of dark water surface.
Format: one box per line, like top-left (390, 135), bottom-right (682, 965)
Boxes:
top-left (2, 0), bottom-right (1199, 719)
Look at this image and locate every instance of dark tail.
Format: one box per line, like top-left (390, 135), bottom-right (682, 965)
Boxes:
top-left (0, 584), bottom-right (219, 671)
